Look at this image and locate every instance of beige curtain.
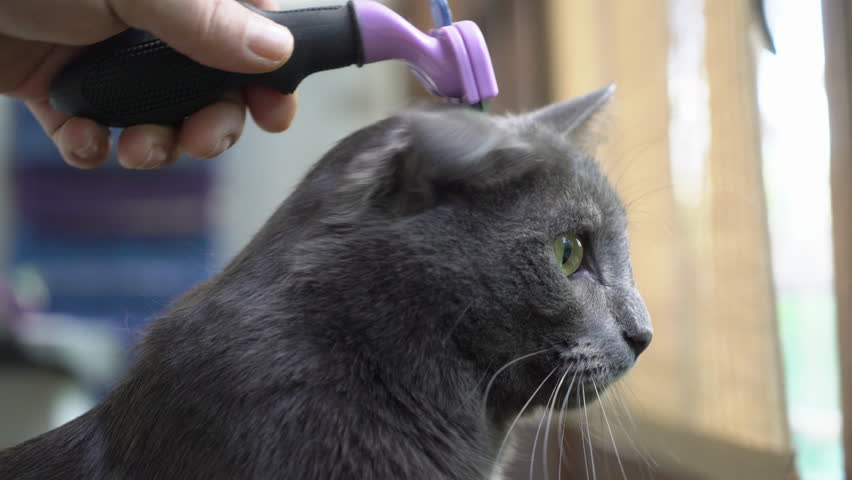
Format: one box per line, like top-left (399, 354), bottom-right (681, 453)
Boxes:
top-left (823, 0), bottom-right (852, 476)
top-left (544, 0), bottom-right (793, 477)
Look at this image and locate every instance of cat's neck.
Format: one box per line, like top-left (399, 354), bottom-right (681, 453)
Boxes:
top-left (275, 302), bottom-right (502, 478)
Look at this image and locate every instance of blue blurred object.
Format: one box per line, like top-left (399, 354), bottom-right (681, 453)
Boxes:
top-left (9, 101), bottom-right (215, 344)
top-left (429, 0), bottom-right (453, 28)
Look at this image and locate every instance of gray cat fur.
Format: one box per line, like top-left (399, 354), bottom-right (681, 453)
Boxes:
top-left (0, 85), bottom-right (652, 480)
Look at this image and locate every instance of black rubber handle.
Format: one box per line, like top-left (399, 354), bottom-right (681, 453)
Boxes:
top-left (49, 2), bottom-right (363, 127)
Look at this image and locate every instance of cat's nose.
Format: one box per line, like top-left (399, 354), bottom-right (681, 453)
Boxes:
top-left (623, 327), bottom-right (653, 358)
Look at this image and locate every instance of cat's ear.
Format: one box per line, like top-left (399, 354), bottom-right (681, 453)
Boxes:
top-left (332, 109), bottom-right (533, 218)
top-left (329, 122), bottom-right (411, 220)
top-left (402, 110), bottom-right (533, 192)
top-left (528, 84), bottom-right (615, 149)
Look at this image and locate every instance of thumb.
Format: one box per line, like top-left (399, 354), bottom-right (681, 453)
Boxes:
top-left (111, 0), bottom-right (294, 73)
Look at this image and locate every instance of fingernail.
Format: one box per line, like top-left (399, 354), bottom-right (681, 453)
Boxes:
top-left (142, 145), bottom-right (168, 169)
top-left (216, 135), bottom-right (236, 157)
top-left (71, 132), bottom-right (98, 161)
top-left (246, 19), bottom-right (293, 66)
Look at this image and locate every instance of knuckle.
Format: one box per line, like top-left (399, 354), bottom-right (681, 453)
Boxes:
top-left (195, 0), bottom-right (227, 47)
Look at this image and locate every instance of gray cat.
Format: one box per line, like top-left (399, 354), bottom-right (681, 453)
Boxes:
top-left (0, 86), bottom-right (652, 480)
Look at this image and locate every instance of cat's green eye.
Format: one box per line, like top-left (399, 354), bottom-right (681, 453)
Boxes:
top-left (553, 234), bottom-right (584, 276)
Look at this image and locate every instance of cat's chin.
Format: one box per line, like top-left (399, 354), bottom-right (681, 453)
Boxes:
top-left (554, 340), bottom-right (637, 395)
top-left (536, 365), bottom-right (621, 412)
top-left (552, 375), bottom-right (615, 410)
top-left (516, 344), bottom-right (637, 413)
top-left (494, 346), bottom-right (633, 417)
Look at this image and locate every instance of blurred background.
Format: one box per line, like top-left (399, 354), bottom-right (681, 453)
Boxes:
top-left (0, 0), bottom-right (848, 479)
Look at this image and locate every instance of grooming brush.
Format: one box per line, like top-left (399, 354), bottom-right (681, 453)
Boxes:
top-left (428, 0), bottom-right (488, 112)
top-left (48, 0), bottom-right (498, 127)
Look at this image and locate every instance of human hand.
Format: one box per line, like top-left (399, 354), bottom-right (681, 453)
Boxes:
top-left (0, 0), bottom-right (298, 169)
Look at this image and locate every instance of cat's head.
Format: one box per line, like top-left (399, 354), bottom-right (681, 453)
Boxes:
top-left (260, 86), bottom-right (651, 420)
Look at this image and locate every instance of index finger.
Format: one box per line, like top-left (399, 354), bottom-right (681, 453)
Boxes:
top-left (109, 0), bottom-right (294, 74)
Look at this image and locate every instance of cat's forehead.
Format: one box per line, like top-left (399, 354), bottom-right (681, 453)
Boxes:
top-left (496, 114), bottom-right (604, 177)
top-left (384, 105), bottom-right (624, 226)
top-left (490, 114), bottom-right (625, 228)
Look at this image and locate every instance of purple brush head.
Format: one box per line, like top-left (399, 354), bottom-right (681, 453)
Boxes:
top-left (354, 0), bottom-right (498, 105)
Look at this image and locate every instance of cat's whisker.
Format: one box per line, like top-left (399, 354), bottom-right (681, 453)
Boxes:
top-left (593, 378), bottom-right (627, 480)
top-left (582, 382), bottom-right (597, 480)
top-left (530, 368), bottom-right (568, 480)
top-left (579, 377), bottom-right (590, 480)
top-left (623, 183), bottom-right (674, 213)
top-left (614, 384), bottom-right (638, 430)
top-left (608, 134), bottom-right (667, 195)
top-left (612, 386), bottom-right (659, 480)
top-left (621, 381), bottom-right (643, 404)
top-left (495, 366), bottom-right (559, 464)
top-left (557, 398), bottom-right (567, 480)
top-left (440, 301), bottom-right (473, 346)
top-left (603, 388), bottom-right (643, 467)
top-left (481, 348), bottom-right (549, 412)
top-left (557, 370), bottom-right (579, 480)
top-left (617, 383), bottom-right (654, 450)
top-left (541, 367), bottom-right (572, 479)
top-left (612, 386), bottom-right (657, 470)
